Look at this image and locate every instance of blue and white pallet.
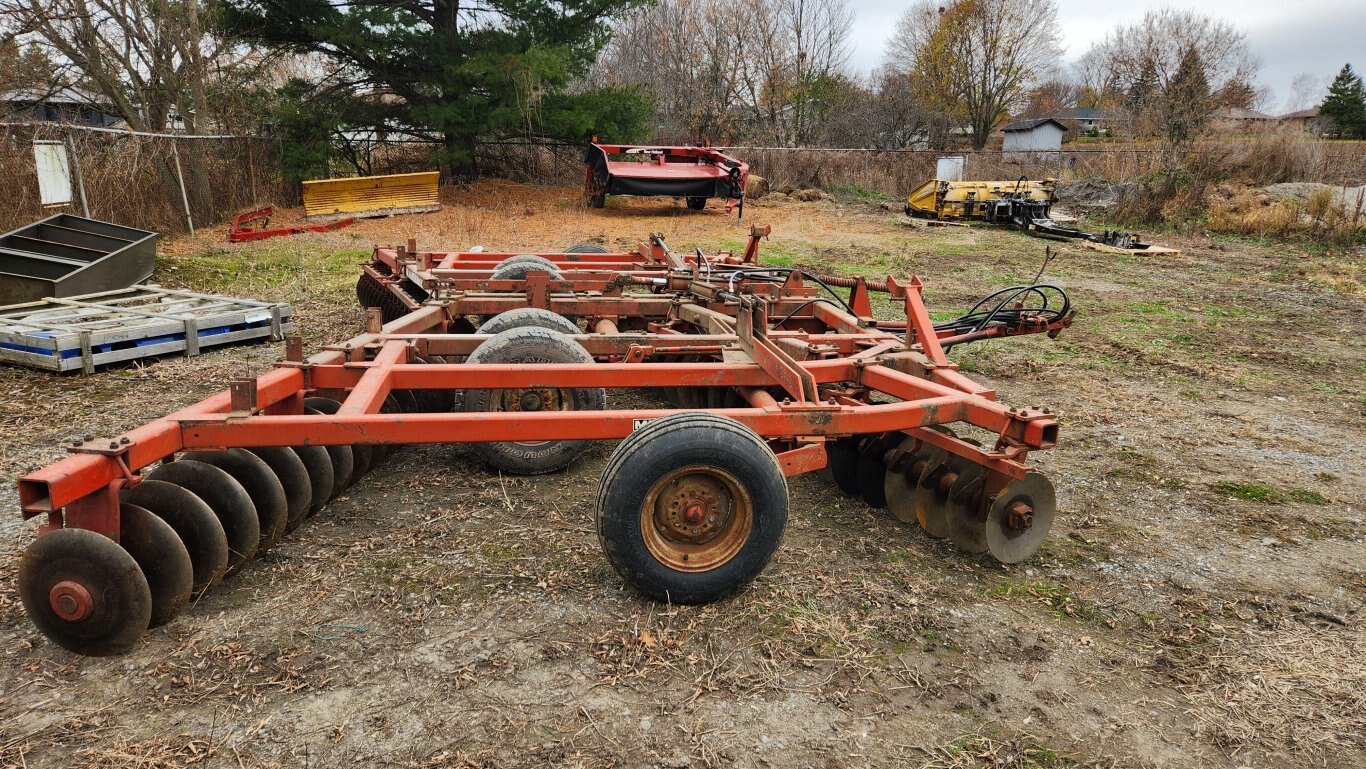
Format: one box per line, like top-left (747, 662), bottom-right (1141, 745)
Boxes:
top-left (0, 285), bottom-right (293, 373)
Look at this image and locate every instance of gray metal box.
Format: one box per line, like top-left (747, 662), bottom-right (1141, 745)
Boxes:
top-left (0, 215), bottom-right (157, 306)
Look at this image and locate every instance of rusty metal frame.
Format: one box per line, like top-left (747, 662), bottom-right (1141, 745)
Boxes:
top-left (18, 231), bottom-right (1071, 543)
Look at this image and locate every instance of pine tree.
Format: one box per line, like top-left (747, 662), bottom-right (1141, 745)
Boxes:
top-left (1125, 57), bottom-right (1159, 111)
top-left (222, 0), bottom-right (653, 179)
top-left (1163, 46), bottom-right (1211, 143)
top-left (1319, 64), bottom-right (1366, 139)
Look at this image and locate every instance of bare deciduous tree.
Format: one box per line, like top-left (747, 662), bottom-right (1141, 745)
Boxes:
top-left (1285, 73), bottom-right (1329, 113)
top-left (1081, 9), bottom-right (1260, 138)
top-left (593, 0), bottom-right (852, 145)
top-left (885, 0), bottom-right (1062, 150)
top-left (2, 0), bottom-right (271, 132)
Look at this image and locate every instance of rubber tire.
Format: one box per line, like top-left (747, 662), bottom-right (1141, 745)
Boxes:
top-left (589, 194), bottom-right (605, 209)
top-left (462, 327), bottom-right (605, 475)
top-left (496, 254), bottom-right (557, 272)
top-left (596, 412), bottom-right (788, 604)
top-left (476, 307), bottom-right (579, 336)
top-left (565, 243), bottom-right (609, 253)
top-left (686, 197), bottom-right (707, 211)
top-left (491, 259), bottom-right (563, 282)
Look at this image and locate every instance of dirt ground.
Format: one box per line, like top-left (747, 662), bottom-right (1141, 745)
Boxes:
top-left (0, 181), bottom-right (1363, 769)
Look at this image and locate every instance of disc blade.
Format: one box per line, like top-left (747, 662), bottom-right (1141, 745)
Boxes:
top-left (303, 406), bottom-right (354, 495)
top-left (911, 448), bottom-right (952, 537)
top-left (291, 445), bottom-right (334, 517)
top-left (986, 471), bottom-right (1056, 564)
top-left (885, 440), bottom-right (934, 524)
top-left (856, 439), bottom-right (891, 508)
top-left (944, 459), bottom-right (989, 553)
top-left (304, 397), bottom-right (374, 479)
top-left (248, 447), bottom-right (311, 534)
top-left (119, 503), bottom-right (193, 628)
top-left (185, 449), bottom-right (289, 550)
top-left (146, 460), bottom-right (259, 576)
top-left (18, 528), bottom-right (152, 656)
top-left (827, 438), bottom-right (860, 496)
top-left (122, 479), bottom-right (228, 596)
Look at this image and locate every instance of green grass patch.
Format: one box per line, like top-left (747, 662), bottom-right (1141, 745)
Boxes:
top-left (825, 184), bottom-right (894, 202)
top-left (986, 578), bottom-right (1103, 623)
top-left (1211, 481), bottom-right (1279, 502)
top-left (1286, 489), bottom-right (1328, 505)
top-left (1212, 481), bottom-right (1330, 505)
top-left (161, 243), bottom-right (371, 294)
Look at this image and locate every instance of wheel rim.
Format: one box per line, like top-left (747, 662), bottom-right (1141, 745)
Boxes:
top-left (496, 386), bottom-right (568, 448)
top-left (641, 465), bottom-right (754, 573)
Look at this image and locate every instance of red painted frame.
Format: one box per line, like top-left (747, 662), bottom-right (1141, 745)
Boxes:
top-left (18, 229), bottom-right (1070, 546)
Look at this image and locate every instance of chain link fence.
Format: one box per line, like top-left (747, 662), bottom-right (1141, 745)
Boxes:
top-left (0, 123), bottom-right (290, 236)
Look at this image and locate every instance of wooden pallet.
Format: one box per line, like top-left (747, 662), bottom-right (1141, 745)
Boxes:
top-left (1082, 241), bottom-right (1182, 257)
top-left (0, 285), bottom-right (293, 373)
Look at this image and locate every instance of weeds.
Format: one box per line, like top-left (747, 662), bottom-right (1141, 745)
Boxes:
top-left (1212, 481), bottom-right (1330, 505)
top-left (986, 579), bottom-right (1104, 624)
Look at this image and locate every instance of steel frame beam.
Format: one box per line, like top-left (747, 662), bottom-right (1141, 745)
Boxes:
top-left (18, 233), bottom-right (1071, 539)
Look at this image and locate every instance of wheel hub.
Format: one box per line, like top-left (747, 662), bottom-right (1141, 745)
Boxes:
top-left (1006, 499), bottom-right (1034, 530)
top-left (50, 580), bottom-right (93, 621)
top-left (657, 478), bottom-right (730, 544)
top-left (501, 387), bottom-right (562, 413)
top-left (641, 466), bottom-right (754, 572)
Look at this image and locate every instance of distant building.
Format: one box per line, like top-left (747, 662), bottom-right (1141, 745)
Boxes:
top-left (1210, 107), bottom-right (1274, 132)
top-left (1054, 108), bottom-right (1115, 135)
top-left (1001, 118), bottom-right (1067, 153)
top-left (0, 87), bottom-right (125, 127)
top-left (1277, 107), bottom-right (1322, 134)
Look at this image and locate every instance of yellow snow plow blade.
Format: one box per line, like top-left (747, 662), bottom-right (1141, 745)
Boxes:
top-left (302, 171), bottom-right (441, 220)
top-left (905, 178), bottom-right (1056, 219)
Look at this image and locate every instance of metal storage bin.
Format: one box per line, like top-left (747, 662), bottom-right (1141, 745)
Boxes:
top-left (0, 215), bottom-right (157, 305)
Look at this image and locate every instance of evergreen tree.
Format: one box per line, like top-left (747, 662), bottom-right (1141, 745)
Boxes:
top-left (0, 38), bottom-right (55, 93)
top-left (1319, 64), bottom-right (1366, 139)
top-left (1163, 46), bottom-right (1211, 143)
top-left (222, 0), bottom-right (652, 179)
top-left (1123, 56), bottom-right (1161, 136)
top-left (1125, 57), bottom-right (1159, 111)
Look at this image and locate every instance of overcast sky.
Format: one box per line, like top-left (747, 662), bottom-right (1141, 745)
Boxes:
top-left (846, 0), bottom-right (1366, 113)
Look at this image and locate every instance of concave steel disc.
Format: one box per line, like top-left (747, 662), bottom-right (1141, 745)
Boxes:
top-left (119, 503), bottom-right (193, 627)
top-left (122, 479), bottom-right (228, 596)
top-left (944, 459), bottom-right (990, 554)
top-left (18, 528), bottom-right (152, 656)
top-left (147, 460), bottom-right (259, 576)
top-left (986, 470), bottom-right (1056, 564)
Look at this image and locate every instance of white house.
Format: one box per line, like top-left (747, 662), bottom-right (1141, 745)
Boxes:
top-left (1001, 118), bottom-right (1067, 153)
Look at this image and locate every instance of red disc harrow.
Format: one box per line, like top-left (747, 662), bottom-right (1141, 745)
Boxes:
top-left (15, 226), bottom-right (1073, 654)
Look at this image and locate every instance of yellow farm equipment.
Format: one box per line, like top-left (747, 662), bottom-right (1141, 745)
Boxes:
top-left (905, 178), bottom-right (1057, 220)
top-left (302, 171), bottom-right (441, 221)
top-left (904, 177), bottom-right (1173, 254)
